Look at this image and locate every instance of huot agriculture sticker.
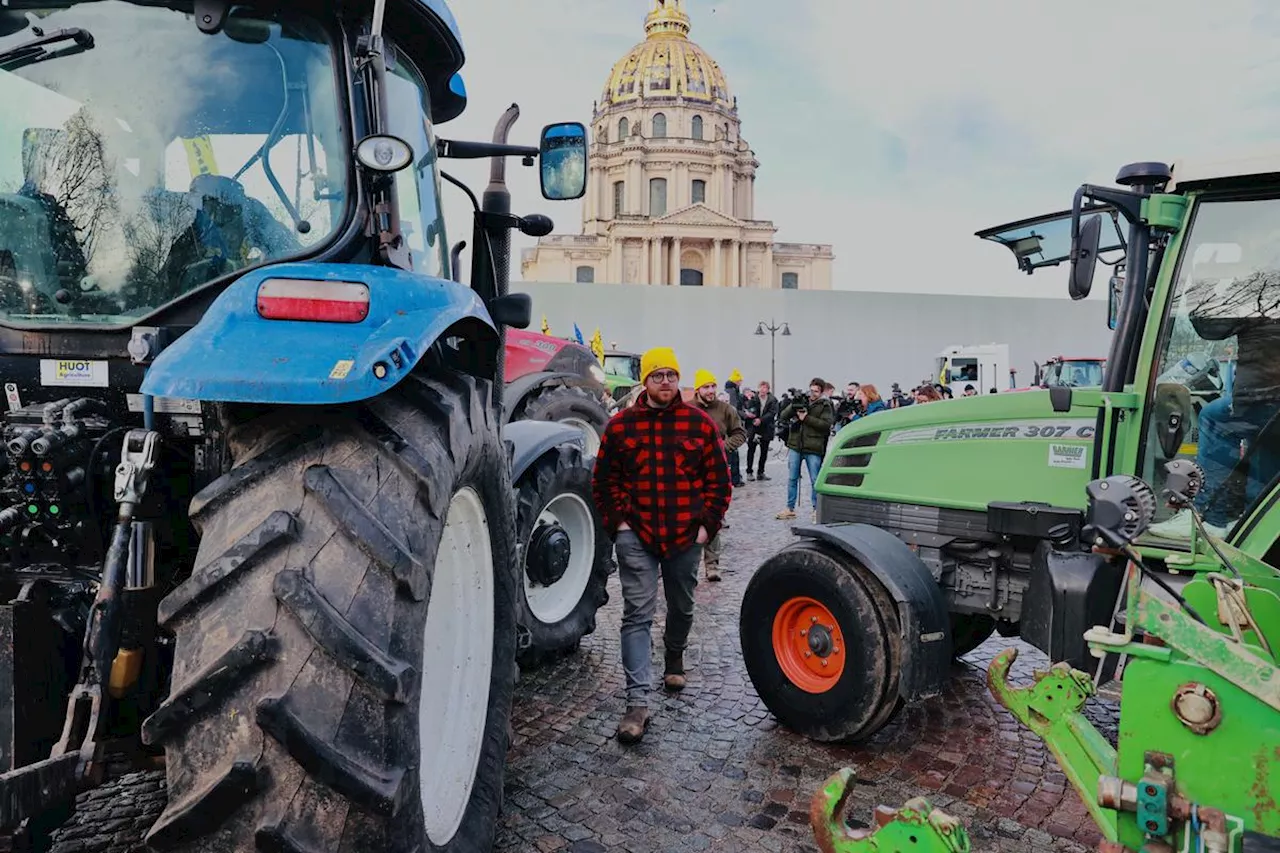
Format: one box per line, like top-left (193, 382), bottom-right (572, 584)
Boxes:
top-left (1048, 443), bottom-right (1087, 469)
top-left (39, 359), bottom-right (108, 388)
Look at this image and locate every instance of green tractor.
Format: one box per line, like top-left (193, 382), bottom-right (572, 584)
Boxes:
top-left (0, 0), bottom-right (613, 850)
top-left (601, 346), bottom-right (641, 401)
top-left (740, 157), bottom-right (1280, 850)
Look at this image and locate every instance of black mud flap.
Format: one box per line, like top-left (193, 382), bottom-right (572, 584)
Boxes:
top-left (1020, 541), bottom-right (1121, 671)
top-left (791, 523), bottom-right (951, 702)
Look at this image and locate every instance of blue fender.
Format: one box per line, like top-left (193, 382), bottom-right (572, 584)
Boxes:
top-left (140, 262), bottom-right (496, 405)
top-left (504, 419), bottom-right (585, 484)
top-left (791, 522), bottom-right (952, 703)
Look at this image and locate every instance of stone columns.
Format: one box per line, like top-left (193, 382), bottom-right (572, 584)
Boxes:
top-left (763, 242), bottom-right (774, 288)
top-left (650, 239), bottom-right (662, 285)
top-left (607, 239), bottom-right (622, 284)
top-left (740, 241), bottom-right (749, 287)
top-left (671, 237), bottom-right (682, 285)
top-left (727, 241), bottom-right (738, 287)
top-left (711, 239), bottom-right (722, 286)
top-left (641, 238), bottom-right (651, 285)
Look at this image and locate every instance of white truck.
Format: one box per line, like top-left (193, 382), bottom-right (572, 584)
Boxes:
top-left (935, 343), bottom-right (1012, 395)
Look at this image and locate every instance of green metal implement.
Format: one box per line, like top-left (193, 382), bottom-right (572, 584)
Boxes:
top-left (809, 768), bottom-right (971, 853)
top-left (990, 547), bottom-right (1280, 852)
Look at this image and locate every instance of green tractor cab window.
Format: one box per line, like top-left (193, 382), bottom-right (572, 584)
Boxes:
top-left (977, 207), bottom-right (1127, 274)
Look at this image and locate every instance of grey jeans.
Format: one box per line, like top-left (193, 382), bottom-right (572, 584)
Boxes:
top-left (615, 529), bottom-right (702, 709)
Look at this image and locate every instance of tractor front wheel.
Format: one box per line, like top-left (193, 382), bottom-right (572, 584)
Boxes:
top-left (740, 541), bottom-right (902, 743)
top-left (514, 443), bottom-right (612, 668)
top-left (141, 371), bottom-right (518, 853)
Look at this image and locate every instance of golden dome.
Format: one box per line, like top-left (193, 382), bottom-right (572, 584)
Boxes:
top-left (599, 0), bottom-right (733, 113)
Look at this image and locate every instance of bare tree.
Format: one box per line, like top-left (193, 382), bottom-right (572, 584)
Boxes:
top-left (22, 107), bottom-right (119, 268)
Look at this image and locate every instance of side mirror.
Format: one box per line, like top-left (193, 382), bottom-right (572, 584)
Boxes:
top-left (1107, 272), bottom-right (1124, 330)
top-left (489, 292), bottom-right (532, 329)
top-left (1068, 214), bottom-right (1102, 300)
top-left (539, 122), bottom-right (587, 201)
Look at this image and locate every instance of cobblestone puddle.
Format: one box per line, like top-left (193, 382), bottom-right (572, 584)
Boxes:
top-left (501, 472), bottom-right (1119, 853)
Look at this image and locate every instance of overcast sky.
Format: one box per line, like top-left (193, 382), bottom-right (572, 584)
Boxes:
top-left (435, 0), bottom-right (1280, 298)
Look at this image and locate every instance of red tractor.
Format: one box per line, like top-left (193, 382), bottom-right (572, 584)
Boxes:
top-left (503, 328), bottom-right (610, 456)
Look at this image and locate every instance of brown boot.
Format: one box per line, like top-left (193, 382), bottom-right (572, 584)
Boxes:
top-left (663, 651), bottom-right (686, 691)
top-left (704, 562), bottom-right (722, 582)
top-left (617, 706), bottom-right (649, 743)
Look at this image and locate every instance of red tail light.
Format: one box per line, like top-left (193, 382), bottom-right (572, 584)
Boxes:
top-left (256, 279), bottom-right (370, 323)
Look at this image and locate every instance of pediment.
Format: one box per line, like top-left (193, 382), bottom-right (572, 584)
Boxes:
top-left (654, 203), bottom-right (741, 227)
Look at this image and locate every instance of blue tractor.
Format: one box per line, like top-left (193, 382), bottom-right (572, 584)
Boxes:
top-left (0, 0), bottom-right (609, 849)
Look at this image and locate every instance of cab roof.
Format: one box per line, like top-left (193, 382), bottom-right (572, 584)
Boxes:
top-left (386, 0), bottom-right (467, 122)
top-left (1168, 146), bottom-right (1280, 191)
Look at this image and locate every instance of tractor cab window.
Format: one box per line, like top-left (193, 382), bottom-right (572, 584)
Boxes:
top-left (1143, 195), bottom-right (1280, 541)
top-left (0, 2), bottom-right (347, 324)
top-left (383, 46), bottom-right (447, 279)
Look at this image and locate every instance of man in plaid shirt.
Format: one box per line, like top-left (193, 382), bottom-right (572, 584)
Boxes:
top-left (592, 346), bottom-right (732, 743)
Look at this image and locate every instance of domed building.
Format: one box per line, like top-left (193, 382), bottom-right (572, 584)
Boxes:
top-left (520, 0), bottom-right (833, 289)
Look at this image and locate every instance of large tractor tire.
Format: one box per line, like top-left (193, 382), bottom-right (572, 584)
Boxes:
top-left (514, 443), bottom-right (612, 669)
top-left (140, 371), bottom-right (519, 853)
top-left (740, 541), bottom-right (903, 743)
top-left (512, 384), bottom-right (607, 457)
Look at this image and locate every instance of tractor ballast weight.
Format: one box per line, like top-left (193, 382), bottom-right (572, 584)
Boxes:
top-left (0, 0), bottom-right (608, 848)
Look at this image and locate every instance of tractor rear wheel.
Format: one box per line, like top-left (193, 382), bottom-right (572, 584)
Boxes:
top-left (513, 384), bottom-right (607, 457)
top-left (514, 443), bottom-right (611, 669)
top-left (140, 371), bottom-right (519, 853)
top-left (740, 541), bottom-right (902, 743)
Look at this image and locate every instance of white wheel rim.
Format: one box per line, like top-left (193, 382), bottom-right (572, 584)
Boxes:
top-left (561, 417), bottom-right (601, 458)
top-left (419, 486), bottom-right (494, 846)
top-left (523, 492), bottom-right (595, 625)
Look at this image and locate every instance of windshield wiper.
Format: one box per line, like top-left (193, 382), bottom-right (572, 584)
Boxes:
top-left (0, 27), bottom-right (94, 71)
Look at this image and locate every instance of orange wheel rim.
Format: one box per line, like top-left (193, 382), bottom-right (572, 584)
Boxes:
top-left (771, 595), bottom-right (846, 693)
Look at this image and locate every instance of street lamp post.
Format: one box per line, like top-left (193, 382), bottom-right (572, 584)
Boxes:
top-left (754, 319), bottom-right (791, 392)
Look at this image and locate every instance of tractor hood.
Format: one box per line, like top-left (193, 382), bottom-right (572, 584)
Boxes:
top-left (816, 392), bottom-right (1099, 513)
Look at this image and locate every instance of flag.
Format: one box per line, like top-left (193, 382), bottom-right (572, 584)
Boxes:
top-left (573, 323), bottom-right (585, 346)
top-left (589, 328), bottom-right (605, 363)
top-left (541, 314), bottom-right (550, 335)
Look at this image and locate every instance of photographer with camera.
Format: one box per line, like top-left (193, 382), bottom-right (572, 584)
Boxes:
top-left (835, 381), bottom-right (865, 427)
top-left (775, 377), bottom-right (835, 522)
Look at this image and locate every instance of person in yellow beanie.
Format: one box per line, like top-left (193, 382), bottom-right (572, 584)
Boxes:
top-left (722, 368), bottom-right (747, 486)
top-left (591, 347), bottom-right (732, 743)
top-left (690, 370), bottom-right (745, 582)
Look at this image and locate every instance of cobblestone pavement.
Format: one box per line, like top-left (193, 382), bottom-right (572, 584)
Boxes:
top-left (499, 471), bottom-right (1120, 853)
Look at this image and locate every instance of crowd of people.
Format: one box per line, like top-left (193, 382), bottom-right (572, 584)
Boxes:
top-left (588, 348), bottom-right (1009, 743)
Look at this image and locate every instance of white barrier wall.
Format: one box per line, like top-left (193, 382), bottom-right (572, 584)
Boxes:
top-left (518, 281), bottom-right (1116, 394)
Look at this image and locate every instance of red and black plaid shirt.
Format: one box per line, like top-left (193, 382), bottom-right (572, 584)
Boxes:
top-left (591, 391), bottom-right (732, 557)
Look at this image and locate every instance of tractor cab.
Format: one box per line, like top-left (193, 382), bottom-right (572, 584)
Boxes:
top-left (602, 348), bottom-right (641, 397)
top-left (979, 162), bottom-right (1280, 547)
top-left (1033, 357), bottom-right (1106, 388)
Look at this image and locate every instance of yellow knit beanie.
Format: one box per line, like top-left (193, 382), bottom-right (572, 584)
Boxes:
top-left (693, 369), bottom-right (717, 390)
top-left (640, 346), bottom-right (680, 383)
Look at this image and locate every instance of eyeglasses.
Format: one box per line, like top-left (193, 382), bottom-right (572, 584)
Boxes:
top-left (647, 371), bottom-right (680, 385)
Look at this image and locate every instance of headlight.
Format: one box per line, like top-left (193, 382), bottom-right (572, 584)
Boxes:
top-left (589, 364), bottom-right (606, 383)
